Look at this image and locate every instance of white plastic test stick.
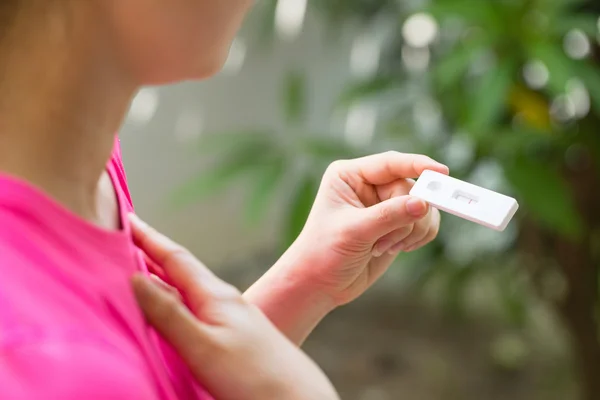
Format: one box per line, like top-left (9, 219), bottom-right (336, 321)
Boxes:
top-left (409, 170), bottom-right (519, 231)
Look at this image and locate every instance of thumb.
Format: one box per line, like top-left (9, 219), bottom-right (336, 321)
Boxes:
top-left (359, 195), bottom-right (429, 239)
top-left (132, 274), bottom-right (211, 377)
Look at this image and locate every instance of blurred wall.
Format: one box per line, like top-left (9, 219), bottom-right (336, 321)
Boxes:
top-left (119, 14), bottom-right (356, 266)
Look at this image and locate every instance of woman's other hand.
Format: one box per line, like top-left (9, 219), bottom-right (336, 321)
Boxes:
top-left (128, 214), bottom-right (339, 400)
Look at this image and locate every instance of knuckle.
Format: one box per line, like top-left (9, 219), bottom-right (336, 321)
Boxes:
top-left (327, 159), bottom-right (347, 173)
top-left (205, 278), bottom-right (243, 303)
top-left (376, 205), bottom-right (394, 224)
top-left (418, 153), bottom-right (435, 163)
top-left (336, 223), bottom-right (356, 244)
top-left (402, 223), bottom-right (415, 237)
top-left (383, 150), bottom-right (400, 157)
top-left (411, 158), bottom-right (419, 174)
top-left (220, 283), bottom-right (244, 301)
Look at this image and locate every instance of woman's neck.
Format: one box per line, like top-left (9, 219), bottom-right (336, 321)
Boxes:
top-left (0, 4), bottom-right (138, 226)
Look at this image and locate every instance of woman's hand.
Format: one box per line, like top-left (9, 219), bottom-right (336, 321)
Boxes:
top-left (128, 215), bottom-right (339, 400)
top-left (245, 152), bottom-right (448, 343)
top-left (294, 151), bottom-right (448, 304)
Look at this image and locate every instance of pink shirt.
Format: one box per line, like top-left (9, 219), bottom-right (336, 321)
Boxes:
top-left (0, 138), bottom-right (211, 399)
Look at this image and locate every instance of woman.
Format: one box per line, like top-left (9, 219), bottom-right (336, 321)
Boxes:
top-left (0, 0), bottom-right (449, 399)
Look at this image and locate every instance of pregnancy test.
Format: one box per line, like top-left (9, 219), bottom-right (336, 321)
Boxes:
top-left (409, 170), bottom-right (519, 231)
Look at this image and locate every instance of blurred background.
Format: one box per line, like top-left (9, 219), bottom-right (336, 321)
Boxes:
top-left (120, 0), bottom-right (600, 399)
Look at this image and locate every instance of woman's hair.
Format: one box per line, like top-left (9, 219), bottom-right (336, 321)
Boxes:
top-left (0, 1), bottom-right (20, 36)
top-left (0, 0), bottom-right (19, 16)
top-left (0, 1), bottom-right (59, 46)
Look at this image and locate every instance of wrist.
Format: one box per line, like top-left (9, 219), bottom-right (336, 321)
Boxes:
top-left (244, 239), bottom-right (337, 344)
top-left (273, 235), bottom-right (338, 309)
top-left (245, 253), bottom-right (337, 320)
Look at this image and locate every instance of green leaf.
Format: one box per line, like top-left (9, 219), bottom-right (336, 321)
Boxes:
top-left (337, 75), bottom-right (400, 107)
top-left (195, 130), bottom-right (276, 155)
top-left (528, 41), bottom-right (574, 96)
top-left (503, 157), bottom-right (584, 239)
top-left (543, 0), bottom-right (593, 18)
top-left (283, 71), bottom-right (307, 124)
top-left (171, 143), bottom-right (271, 207)
top-left (282, 173), bottom-right (319, 248)
top-left (572, 61), bottom-right (600, 115)
top-left (529, 42), bottom-right (600, 114)
top-left (433, 38), bottom-right (490, 91)
top-left (466, 58), bottom-right (515, 132)
top-left (255, 0), bottom-right (278, 45)
top-left (425, 0), bottom-right (497, 27)
top-left (244, 158), bottom-right (286, 226)
top-left (551, 14), bottom-right (600, 37)
top-left (299, 135), bottom-right (364, 161)
top-left (478, 128), bottom-right (557, 159)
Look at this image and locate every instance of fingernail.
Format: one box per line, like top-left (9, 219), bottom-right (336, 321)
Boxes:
top-left (150, 274), bottom-right (170, 290)
top-left (406, 197), bottom-right (428, 217)
top-left (388, 242), bottom-right (405, 255)
top-left (131, 274), bottom-right (154, 296)
top-left (150, 274), bottom-right (182, 299)
top-left (438, 164), bottom-right (450, 174)
top-left (372, 240), bottom-right (392, 257)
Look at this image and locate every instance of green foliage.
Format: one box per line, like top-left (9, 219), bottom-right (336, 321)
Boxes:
top-left (171, 130), bottom-right (280, 207)
top-left (174, 72), bottom-right (368, 236)
top-left (283, 71), bottom-right (307, 124)
top-left (309, 0), bottom-right (399, 24)
top-left (338, 75), bottom-right (404, 107)
top-left (503, 156), bottom-right (584, 239)
top-left (177, 0), bottom-right (600, 336)
top-left (422, 0), bottom-right (599, 245)
top-left (171, 1), bottom-right (600, 396)
top-left (244, 159), bottom-right (286, 225)
top-left (283, 173), bottom-right (319, 248)
top-left (466, 58), bottom-right (516, 132)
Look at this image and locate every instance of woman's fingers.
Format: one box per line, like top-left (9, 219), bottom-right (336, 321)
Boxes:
top-left (358, 195), bottom-right (429, 239)
top-left (131, 274), bottom-right (209, 379)
top-left (398, 208), bottom-right (441, 252)
top-left (129, 214), bottom-right (211, 279)
top-left (128, 214), bottom-right (240, 314)
top-left (370, 177), bottom-right (441, 254)
top-left (338, 151), bottom-right (449, 186)
top-left (375, 178), bottom-right (415, 202)
top-left (372, 225), bottom-right (413, 257)
top-left (392, 208), bottom-right (432, 250)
